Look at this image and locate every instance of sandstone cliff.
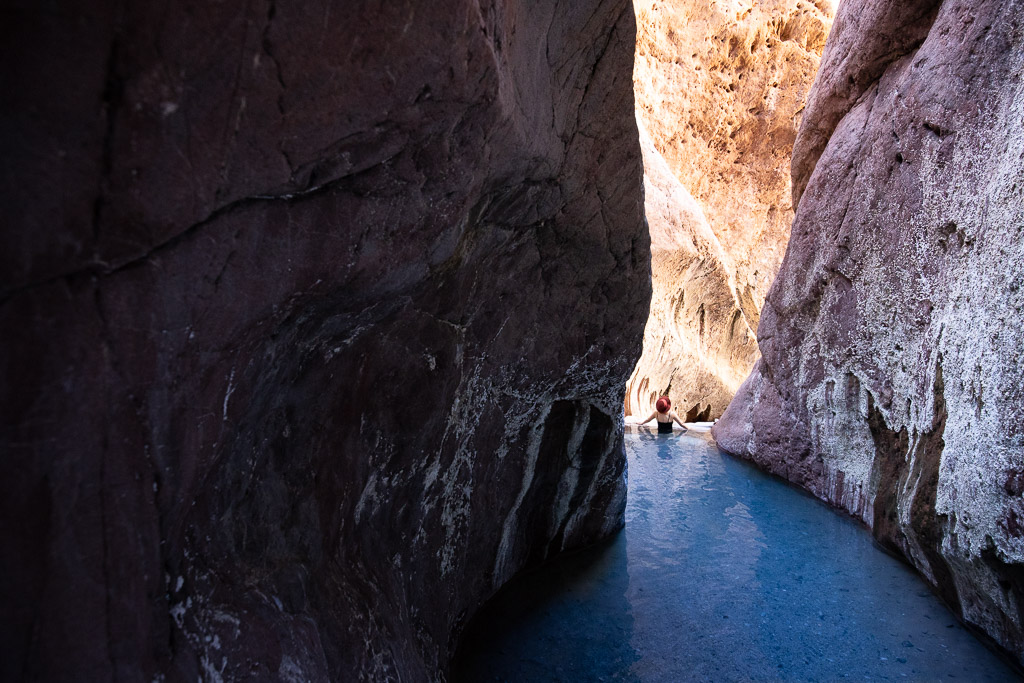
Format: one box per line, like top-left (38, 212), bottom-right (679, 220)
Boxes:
top-left (624, 120), bottom-right (757, 421)
top-left (627, 0), bottom-right (834, 419)
top-left (715, 0), bottom-right (1024, 661)
top-left (0, 1), bottom-right (649, 679)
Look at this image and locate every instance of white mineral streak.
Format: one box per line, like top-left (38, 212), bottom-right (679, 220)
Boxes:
top-left (558, 408), bottom-right (623, 544)
top-left (805, 371), bottom-right (875, 519)
top-left (200, 653), bottom-right (227, 683)
top-left (221, 367), bottom-right (236, 423)
top-left (353, 472), bottom-right (379, 525)
top-left (549, 408), bottom-right (591, 538)
top-left (492, 402), bottom-right (550, 587)
top-left (437, 365), bottom-right (487, 576)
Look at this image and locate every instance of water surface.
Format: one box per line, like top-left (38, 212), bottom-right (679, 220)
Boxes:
top-left (455, 430), bottom-right (1019, 681)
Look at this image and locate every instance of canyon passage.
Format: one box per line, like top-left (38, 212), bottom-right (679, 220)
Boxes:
top-left (455, 429), bottom-right (1019, 681)
top-left (3, 0), bottom-right (1023, 680)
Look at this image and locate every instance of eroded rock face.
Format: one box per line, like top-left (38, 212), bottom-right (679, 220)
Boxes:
top-left (0, 2), bottom-right (649, 679)
top-left (624, 120), bottom-right (757, 421)
top-left (627, 0), bottom-right (833, 418)
top-left (715, 0), bottom-right (1024, 660)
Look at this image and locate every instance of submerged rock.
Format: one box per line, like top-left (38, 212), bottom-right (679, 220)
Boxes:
top-left (715, 0), bottom-right (1024, 661)
top-left (628, 0), bottom-right (834, 419)
top-left (0, 1), bottom-right (649, 679)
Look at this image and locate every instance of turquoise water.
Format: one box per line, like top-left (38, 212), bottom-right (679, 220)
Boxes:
top-left (454, 430), bottom-right (1020, 681)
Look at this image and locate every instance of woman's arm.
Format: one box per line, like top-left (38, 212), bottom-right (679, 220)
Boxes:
top-left (671, 411), bottom-right (687, 429)
top-left (639, 410), bottom-right (658, 425)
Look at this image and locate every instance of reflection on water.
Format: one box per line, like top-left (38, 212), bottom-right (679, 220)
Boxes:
top-left (453, 432), bottom-right (1020, 681)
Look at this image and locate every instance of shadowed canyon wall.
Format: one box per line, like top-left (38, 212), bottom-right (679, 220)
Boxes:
top-left (715, 0), bottom-right (1024, 661)
top-left (626, 0), bottom-right (834, 419)
top-left (0, 1), bottom-right (649, 680)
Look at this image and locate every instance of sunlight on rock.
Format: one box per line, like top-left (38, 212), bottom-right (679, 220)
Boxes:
top-left (628, 0), bottom-right (835, 419)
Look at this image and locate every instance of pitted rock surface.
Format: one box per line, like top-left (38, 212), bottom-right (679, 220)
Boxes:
top-left (624, 120), bottom-right (758, 422)
top-left (627, 0), bottom-right (834, 419)
top-left (715, 0), bottom-right (1024, 661)
top-left (0, 1), bottom-right (649, 679)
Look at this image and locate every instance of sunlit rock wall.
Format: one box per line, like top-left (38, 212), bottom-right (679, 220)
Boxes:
top-left (624, 120), bottom-right (757, 421)
top-left (715, 0), bottom-right (1024, 661)
top-left (627, 0), bottom-right (834, 418)
top-left (0, 1), bottom-right (649, 680)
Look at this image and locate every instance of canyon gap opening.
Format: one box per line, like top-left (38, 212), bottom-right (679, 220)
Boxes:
top-left (625, 0), bottom-right (835, 422)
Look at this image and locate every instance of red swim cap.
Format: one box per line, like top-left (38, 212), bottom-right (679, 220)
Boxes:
top-left (656, 397), bottom-right (670, 413)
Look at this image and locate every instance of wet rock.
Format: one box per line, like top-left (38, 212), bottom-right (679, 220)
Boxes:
top-left (627, 0), bottom-right (834, 418)
top-left (715, 0), bottom-right (1024, 661)
top-left (0, 1), bottom-right (649, 679)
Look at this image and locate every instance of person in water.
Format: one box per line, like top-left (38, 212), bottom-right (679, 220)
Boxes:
top-left (640, 396), bottom-right (687, 433)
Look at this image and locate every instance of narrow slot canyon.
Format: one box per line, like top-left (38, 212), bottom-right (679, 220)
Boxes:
top-left (624, 0), bottom-right (832, 424)
top-left (2, 0), bottom-right (1023, 681)
top-left (455, 431), bottom-right (1016, 680)
top-left (624, 0), bottom-right (833, 425)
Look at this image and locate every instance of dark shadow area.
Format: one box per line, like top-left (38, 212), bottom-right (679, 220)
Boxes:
top-left (451, 532), bottom-right (637, 682)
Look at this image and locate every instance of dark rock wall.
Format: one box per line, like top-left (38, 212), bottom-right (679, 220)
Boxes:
top-left (714, 0), bottom-right (1024, 660)
top-left (0, 1), bottom-right (649, 679)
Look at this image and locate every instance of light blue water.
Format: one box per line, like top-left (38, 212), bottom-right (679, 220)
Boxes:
top-left (454, 430), bottom-right (1020, 682)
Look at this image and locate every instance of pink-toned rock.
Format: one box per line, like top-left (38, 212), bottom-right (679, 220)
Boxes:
top-left (715, 0), bottom-right (1024, 661)
top-left (0, 2), bottom-right (649, 679)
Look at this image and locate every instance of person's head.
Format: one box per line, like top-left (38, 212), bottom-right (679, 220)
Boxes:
top-left (656, 396), bottom-right (671, 414)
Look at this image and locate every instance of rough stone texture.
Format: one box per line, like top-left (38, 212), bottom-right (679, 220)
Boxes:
top-left (0, 1), bottom-right (649, 680)
top-left (626, 0), bottom-right (833, 419)
top-left (624, 120), bottom-right (757, 421)
top-left (715, 0), bottom-right (1024, 661)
